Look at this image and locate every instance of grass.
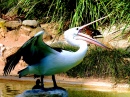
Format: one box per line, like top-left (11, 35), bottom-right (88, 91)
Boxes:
top-left (68, 89), bottom-right (130, 97)
top-left (0, 0), bottom-right (130, 83)
top-left (67, 47), bottom-right (130, 80)
top-left (51, 42), bottom-right (130, 82)
top-left (0, 0), bottom-right (129, 31)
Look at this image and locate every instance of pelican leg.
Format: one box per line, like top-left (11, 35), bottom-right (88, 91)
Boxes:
top-left (52, 75), bottom-right (57, 88)
top-left (41, 75), bottom-right (44, 88)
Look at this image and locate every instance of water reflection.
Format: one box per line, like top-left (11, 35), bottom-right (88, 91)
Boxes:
top-left (0, 79), bottom-right (33, 97)
top-left (6, 85), bottom-right (19, 96)
top-left (0, 79), bottom-right (130, 97)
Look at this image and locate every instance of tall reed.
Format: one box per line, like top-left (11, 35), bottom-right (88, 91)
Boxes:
top-left (0, 0), bottom-right (129, 30)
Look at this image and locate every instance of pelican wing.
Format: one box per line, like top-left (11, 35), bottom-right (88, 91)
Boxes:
top-left (3, 31), bottom-right (58, 75)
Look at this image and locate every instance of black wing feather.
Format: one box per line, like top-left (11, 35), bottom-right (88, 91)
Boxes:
top-left (4, 49), bottom-right (22, 75)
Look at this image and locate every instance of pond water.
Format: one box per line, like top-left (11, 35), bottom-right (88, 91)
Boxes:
top-left (0, 78), bottom-right (130, 97)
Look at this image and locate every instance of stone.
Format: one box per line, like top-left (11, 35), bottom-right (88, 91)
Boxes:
top-left (0, 27), bottom-right (7, 38)
top-left (19, 26), bottom-right (33, 35)
top-left (5, 21), bottom-right (22, 29)
top-left (22, 20), bottom-right (38, 27)
top-left (16, 88), bottom-right (68, 97)
top-left (30, 27), bottom-right (53, 42)
top-left (3, 47), bottom-right (19, 58)
top-left (29, 27), bottom-right (43, 37)
top-left (5, 30), bottom-right (19, 41)
top-left (109, 40), bottom-right (130, 49)
top-left (40, 23), bottom-right (59, 36)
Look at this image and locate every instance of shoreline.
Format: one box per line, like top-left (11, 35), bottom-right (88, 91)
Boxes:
top-left (0, 75), bottom-right (129, 92)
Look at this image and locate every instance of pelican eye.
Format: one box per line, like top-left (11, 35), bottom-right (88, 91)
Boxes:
top-left (76, 28), bottom-right (79, 30)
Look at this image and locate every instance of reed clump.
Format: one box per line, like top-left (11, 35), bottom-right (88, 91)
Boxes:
top-left (0, 0), bottom-right (129, 31)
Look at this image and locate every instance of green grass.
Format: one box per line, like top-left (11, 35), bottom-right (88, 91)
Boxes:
top-left (0, 0), bottom-right (130, 83)
top-left (0, 0), bottom-right (129, 32)
top-left (68, 89), bottom-right (130, 97)
top-left (67, 47), bottom-right (130, 80)
top-left (51, 42), bottom-right (130, 82)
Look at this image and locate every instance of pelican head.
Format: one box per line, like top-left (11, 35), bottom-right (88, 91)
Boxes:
top-left (64, 24), bottom-right (109, 49)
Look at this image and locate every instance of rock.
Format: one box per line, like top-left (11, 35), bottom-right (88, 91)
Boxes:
top-left (17, 34), bottom-right (30, 45)
top-left (30, 27), bottom-right (53, 42)
top-left (43, 33), bottom-right (53, 42)
top-left (109, 40), bottom-right (130, 49)
top-left (0, 27), bottom-right (7, 38)
top-left (3, 47), bottom-right (19, 58)
top-left (0, 57), bottom-right (5, 66)
top-left (5, 30), bottom-right (19, 41)
top-left (22, 20), bottom-right (38, 27)
top-left (5, 21), bottom-right (22, 29)
top-left (19, 26), bottom-right (33, 35)
top-left (16, 88), bottom-right (68, 97)
top-left (40, 23), bottom-right (59, 36)
top-left (29, 27), bottom-right (43, 37)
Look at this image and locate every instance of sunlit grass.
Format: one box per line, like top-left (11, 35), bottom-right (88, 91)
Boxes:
top-left (68, 89), bottom-right (130, 97)
top-left (0, 0), bottom-right (129, 32)
top-left (67, 47), bottom-right (130, 80)
top-left (0, 0), bottom-right (130, 83)
top-left (51, 42), bottom-right (130, 83)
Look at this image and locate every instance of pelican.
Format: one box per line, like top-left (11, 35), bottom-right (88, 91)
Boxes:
top-left (3, 24), bottom-right (108, 89)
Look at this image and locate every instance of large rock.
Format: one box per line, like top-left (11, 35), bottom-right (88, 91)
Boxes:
top-left (19, 26), bottom-right (33, 36)
top-left (20, 26), bottom-right (33, 32)
top-left (5, 21), bottom-right (22, 29)
top-left (16, 88), bottom-right (68, 97)
top-left (109, 40), bottom-right (130, 49)
top-left (22, 20), bottom-right (38, 27)
top-left (100, 24), bottom-right (130, 49)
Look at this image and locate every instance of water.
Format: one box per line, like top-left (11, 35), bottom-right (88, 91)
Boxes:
top-left (0, 79), bottom-right (130, 97)
top-left (0, 79), bottom-right (33, 97)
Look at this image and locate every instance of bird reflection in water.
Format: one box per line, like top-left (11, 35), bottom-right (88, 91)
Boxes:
top-left (32, 79), bottom-right (41, 89)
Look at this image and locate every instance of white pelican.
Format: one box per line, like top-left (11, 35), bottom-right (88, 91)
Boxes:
top-left (3, 24), bottom-right (109, 88)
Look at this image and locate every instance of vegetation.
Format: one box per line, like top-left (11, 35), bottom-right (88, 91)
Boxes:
top-left (67, 47), bottom-right (130, 80)
top-left (51, 43), bottom-right (130, 82)
top-left (0, 0), bottom-right (130, 82)
top-left (0, 0), bottom-right (129, 30)
top-left (68, 89), bottom-right (130, 97)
